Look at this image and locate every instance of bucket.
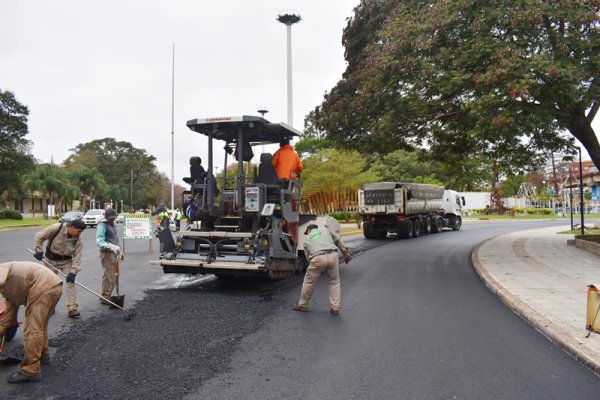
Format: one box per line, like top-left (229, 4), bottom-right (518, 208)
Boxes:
top-left (586, 284), bottom-right (600, 333)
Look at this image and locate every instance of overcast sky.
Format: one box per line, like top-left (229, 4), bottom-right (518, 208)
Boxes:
top-left (1, 0), bottom-right (359, 184)
top-left (2, 0), bottom-right (597, 190)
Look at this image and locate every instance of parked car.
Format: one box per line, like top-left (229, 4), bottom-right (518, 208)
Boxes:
top-left (82, 209), bottom-right (106, 227)
top-left (58, 211), bottom-right (84, 223)
top-left (116, 213), bottom-right (125, 223)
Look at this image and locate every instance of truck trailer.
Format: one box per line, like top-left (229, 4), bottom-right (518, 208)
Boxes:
top-left (358, 182), bottom-right (464, 239)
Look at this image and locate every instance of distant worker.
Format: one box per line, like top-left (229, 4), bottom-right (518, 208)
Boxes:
top-left (0, 261), bottom-right (63, 383)
top-left (32, 218), bottom-right (87, 318)
top-left (272, 137), bottom-right (303, 181)
top-left (174, 208), bottom-right (183, 231)
top-left (293, 224), bottom-right (351, 315)
top-left (96, 208), bottom-right (123, 303)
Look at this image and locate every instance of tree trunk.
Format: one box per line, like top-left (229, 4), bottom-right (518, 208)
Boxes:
top-left (566, 113), bottom-right (600, 169)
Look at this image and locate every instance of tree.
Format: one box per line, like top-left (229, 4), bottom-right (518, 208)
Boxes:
top-left (302, 148), bottom-right (380, 194)
top-left (0, 89), bottom-right (35, 197)
top-left (64, 138), bottom-right (162, 209)
top-left (24, 163), bottom-right (75, 212)
top-left (367, 150), bottom-right (440, 183)
top-left (295, 111), bottom-right (331, 157)
top-left (316, 0), bottom-right (599, 169)
top-left (69, 167), bottom-right (107, 210)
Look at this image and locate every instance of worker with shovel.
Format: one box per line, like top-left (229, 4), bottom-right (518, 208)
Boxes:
top-left (32, 218), bottom-right (86, 318)
top-left (0, 261), bottom-right (62, 383)
top-left (96, 208), bottom-right (124, 304)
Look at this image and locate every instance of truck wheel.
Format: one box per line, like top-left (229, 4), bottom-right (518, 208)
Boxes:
top-left (424, 216), bottom-right (432, 234)
top-left (397, 220), bottom-right (413, 239)
top-left (412, 219), bottom-right (421, 238)
top-left (452, 216), bottom-right (462, 231)
top-left (363, 222), bottom-right (377, 239)
top-left (432, 217), bottom-right (442, 233)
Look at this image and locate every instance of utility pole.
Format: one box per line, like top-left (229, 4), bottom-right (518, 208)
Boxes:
top-left (277, 11), bottom-right (301, 127)
top-left (170, 43), bottom-right (176, 211)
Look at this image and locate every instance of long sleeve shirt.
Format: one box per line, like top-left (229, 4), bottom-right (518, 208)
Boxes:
top-left (33, 223), bottom-right (83, 274)
top-left (272, 144), bottom-right (303, 180)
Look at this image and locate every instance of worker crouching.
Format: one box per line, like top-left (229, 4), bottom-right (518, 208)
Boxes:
top-left (0, 261), bottom-right (62, 383)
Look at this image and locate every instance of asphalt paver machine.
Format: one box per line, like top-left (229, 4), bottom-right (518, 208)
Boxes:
top-left (152, 116), bottom-right (316, 279)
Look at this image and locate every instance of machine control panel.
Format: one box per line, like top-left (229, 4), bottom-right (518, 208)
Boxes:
top-left (244, 186), bottom-right (264, 212)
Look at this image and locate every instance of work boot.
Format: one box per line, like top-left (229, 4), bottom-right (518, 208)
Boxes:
top-left (293, 304), bottom-right (309, 312)
top-left (68, 309), bottom-right (80, 318)
top-left (330, 309), bottom-right (340, 316)
top-left (7, 370), bottom-right (41, 384)
top-left (99, 298), bottom-right (111, 305)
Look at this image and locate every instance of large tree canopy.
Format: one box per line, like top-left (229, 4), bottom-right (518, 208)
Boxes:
top-left (64, 138), bottom-right (162, 209)
top-left (0, 89), bottom-right (35, 196)
top-left (316, 0), bottom-right (599, 169)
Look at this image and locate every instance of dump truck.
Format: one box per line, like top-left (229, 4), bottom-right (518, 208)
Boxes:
top-left (150, 115), bottom-right (326, 279)
top-left (358, 182), bottom-right (464, 239)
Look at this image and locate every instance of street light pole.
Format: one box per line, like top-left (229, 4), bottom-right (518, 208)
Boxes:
top-left (277, 11), bottom-right (301, 127)
top-left (569, 169), bottom-right (574, 231)
top-left (578, 147), bottom-right (584, 235)
top-left (170, 43), bottom-right (176, 211)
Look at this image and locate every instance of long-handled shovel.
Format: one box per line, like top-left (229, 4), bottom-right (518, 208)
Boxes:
top-left (110, 260), bottom-right (125, 309)
top-left (27, 249), bottom-right (135, 321)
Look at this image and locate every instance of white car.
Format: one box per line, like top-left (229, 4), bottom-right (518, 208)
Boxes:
top-left (83, 209), bottom-right (105, 227)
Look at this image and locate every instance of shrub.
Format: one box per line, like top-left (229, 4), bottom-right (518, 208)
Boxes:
top-left (1, 210), bottom-right (23, 220)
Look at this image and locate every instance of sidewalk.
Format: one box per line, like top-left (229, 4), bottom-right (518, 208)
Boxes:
top-left (472, 225), bottom-right (600, 375)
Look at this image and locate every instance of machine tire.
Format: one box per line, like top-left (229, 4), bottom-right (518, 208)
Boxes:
top-left (452, 216), bottom-right (462, 231)
top-left (296, 254), bottom-right (309, 274)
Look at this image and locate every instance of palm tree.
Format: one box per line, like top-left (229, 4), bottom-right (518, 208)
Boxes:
top-left (70, 167), bottom-right (107, 210)
top-left (23, 164), bottom-right (75, 214)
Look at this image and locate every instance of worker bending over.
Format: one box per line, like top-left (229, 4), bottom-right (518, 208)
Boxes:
top-left (0, 261), bottom-right (62, 383)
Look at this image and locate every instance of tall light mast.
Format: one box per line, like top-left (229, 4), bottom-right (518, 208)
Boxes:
top-left (276, 11), bottom-right (301, 127)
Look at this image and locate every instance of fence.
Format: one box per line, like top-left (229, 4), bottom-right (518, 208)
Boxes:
top-left (301, 189), bottom-right (359, 215)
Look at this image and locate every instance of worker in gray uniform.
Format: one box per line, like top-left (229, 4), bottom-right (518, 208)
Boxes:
top-left (33, 218), bottom-right (86, 318)
top-left (293, 224), bottom-right (352, 315)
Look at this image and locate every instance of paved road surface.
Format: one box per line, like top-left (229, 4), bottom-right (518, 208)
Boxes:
top-left (0, 220), bottom-right (599, 399)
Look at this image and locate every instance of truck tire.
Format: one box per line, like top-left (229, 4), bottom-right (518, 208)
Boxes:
top-left (452, 216), bottom-right (462, 231)
top-left (398, 220), bottom-right (413, 239)
top-left (412, 219), bottom-right (421, 238)
top-left (363, 222), bottom-right (378, 239)
top-left (431, 217), bottom-right (443, 233)
top-left (424, 216), bottom-right (432, 234)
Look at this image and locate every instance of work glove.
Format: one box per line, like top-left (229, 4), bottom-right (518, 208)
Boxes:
top-left (342, 249), bottom-right (352, 264)
top-left (106, 243), bottom-right (121, 254)
top-left (66, 273), bottom-right (76, 284)
top-left (33, 252), bottom-right (44, 261)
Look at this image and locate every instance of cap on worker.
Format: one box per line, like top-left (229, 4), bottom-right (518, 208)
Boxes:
top-left (105, 208), bottom-right (117, 218)
top-left (304, 224), bottom-right (318, 235)
top-left (68, 218), bottom-right (87, 230)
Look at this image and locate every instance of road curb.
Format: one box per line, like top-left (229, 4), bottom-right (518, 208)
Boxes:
top-left (471, 236), bottom-right (600, 377)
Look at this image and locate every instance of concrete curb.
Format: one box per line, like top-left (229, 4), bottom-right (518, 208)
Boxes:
top-left (471, 236), bottom-right (600, 376)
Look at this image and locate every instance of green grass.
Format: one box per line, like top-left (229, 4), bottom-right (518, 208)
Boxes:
top-left (0, 217), bottom-right (56, 230)
top-left (558, 228), bottom-right (600, 235)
